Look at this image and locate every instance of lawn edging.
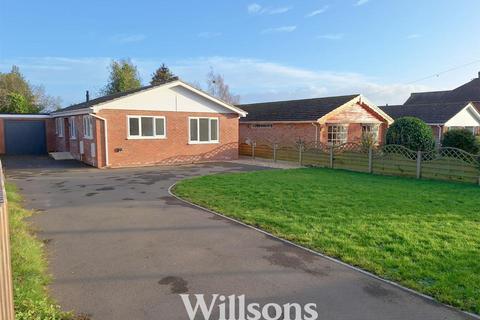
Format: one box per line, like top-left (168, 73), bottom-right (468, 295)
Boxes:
top-left (168, 182), bottom-right (480, 320)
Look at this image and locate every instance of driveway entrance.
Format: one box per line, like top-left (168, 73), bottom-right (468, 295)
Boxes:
top-left (4, 158), bottom-right (474, 320)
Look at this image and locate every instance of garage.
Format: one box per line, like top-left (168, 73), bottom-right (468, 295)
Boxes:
top-left (0, 115), bottom-right (51, 155)
top-left (5, 120), bottom-right (46, 155)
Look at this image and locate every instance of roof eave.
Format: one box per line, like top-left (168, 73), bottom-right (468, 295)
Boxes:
top-left (51, 107), bottom-right (93, 117)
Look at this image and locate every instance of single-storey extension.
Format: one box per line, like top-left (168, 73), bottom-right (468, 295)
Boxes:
top-left (0, 113), bottom-right (55, 155)
top-left (0, 79), bottom-right (247, 168)
top-left (238, 94), bottom-right (393, 146)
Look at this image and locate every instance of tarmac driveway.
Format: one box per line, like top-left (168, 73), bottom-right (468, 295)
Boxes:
top-left (4, 157), bottom-right (474, 320)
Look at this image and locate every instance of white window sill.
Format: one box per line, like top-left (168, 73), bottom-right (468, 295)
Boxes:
top-left (83, 136), bottom-right (93, 140)
top-left (70, 137), bottom-right (77, 140)
top-left (127, 136), bottom-right (167, 140)
top-left (188, 141), bottom-right (220, 145)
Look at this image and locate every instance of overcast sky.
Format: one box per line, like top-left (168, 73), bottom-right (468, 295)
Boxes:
top-left (1, 0), bottom-right (480, 106)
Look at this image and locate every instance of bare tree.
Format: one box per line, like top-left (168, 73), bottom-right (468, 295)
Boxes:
top-left (206, 68), bottom-right (240, 104)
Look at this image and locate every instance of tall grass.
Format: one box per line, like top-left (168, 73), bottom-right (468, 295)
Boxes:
top-left (7, 183), bottom-right (70, 320)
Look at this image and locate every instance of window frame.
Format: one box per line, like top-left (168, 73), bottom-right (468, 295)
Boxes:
top-left (361, 123), bottom-right (379, 142)
top-left (56, 118), bottom-right (64, 137)
top-left (69, 117), bottom-right (77, 140)
top-left (188, 117), bottom-right (219, 144)
top-left (83, 115), bottom-right (93, 139)
top-left (127, 115), bottom-right (167, 139)
top-left (327, 124), bottom-right (348, 145)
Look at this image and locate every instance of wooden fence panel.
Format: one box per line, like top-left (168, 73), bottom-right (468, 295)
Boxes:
top-left (276, 147), bottom-right (299, 162)
top-left (239, 143), bottom-right (252, 156)
top-left (303, 150), bottom-right (330, 167)
top-left (255, 144), bottom-right (274, 159)
top-left (0, 161), bottom-right (14, 320)
top-left (334, 152), bottom-right (369, 173)
top-left (422, 158), bottom-right (479, 184)
top-left (372, 161), bottom-right (417, 178)
top-left (240, 140), bottom-right (480, 185)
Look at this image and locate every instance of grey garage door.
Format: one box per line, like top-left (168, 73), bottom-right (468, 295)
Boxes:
top-left (4, 120), bottom-right (47, 155)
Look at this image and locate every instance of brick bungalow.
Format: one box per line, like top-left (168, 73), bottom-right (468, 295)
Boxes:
top-left (238, 94), bottom-right (393, 146)
top-left (379, 72), bottom-right (480, 144)
top-left (0, 80), bottom-right (247, 168)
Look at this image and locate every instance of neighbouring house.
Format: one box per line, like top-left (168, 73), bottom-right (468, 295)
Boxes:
top-left (380, 102), bottom-right (480, 145)
top-left (379, 72), bottom-right (480, 144)
top-left (0, 80), bottom-right (247, 168)
top-left (238, 94), bottom-right (393, 146)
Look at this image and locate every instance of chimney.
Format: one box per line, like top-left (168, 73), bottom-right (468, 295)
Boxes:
top-left (86, 90), bottom-right (90, 102)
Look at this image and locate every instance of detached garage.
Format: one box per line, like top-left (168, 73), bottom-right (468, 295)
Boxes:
top-left (0, 114), bottom-right (55, 155)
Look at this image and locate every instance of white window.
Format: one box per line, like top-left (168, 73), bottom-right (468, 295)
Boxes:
top-left (189, 117), bottom-right (219, 144)
top-left (69, 117), bottom-right (76, 139)
top-left (327, 125), bottom-right (348, 145)
top-left (56, 118), bottom-right (64, 137)
top-left (83, 115), bottom-right (93, 139)
top-left (465, 126), bottom-right (476, 134)
top-left (361, 124), bottom-right (379, 142)
top-left (127, 116), bottom-right (166, 139)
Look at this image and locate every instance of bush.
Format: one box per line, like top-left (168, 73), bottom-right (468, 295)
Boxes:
top-left (442, 129), bottom-right (479, 154)
top-left (386, 117), bottom-right (435, 151)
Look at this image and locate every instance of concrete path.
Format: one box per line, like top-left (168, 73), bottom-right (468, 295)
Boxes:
top-left (4, 157), bottom-right (474, 320)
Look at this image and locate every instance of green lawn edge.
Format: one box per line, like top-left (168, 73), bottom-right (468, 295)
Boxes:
top-left (7, 182), bottom-right (72, 320)
top-left (172, 167), bottom-right (480, 315)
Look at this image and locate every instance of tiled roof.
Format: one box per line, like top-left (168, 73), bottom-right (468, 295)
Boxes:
top-left (404, 76), bottom-right (480, 105)
top-left (379, 102), bottom-right (469, 124)
top-left (238, 94), bottom-right (359, 122)
top-left (403, 91), bottom-right (450, 105)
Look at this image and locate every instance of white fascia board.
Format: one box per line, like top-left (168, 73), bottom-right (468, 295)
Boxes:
top-left (91, 80), bottom-right (248, 117)
top-left (444, 103), bottom-right (480, 127)
top-left (240, 120), bottom-right (316, 124)
top-left (317, 95), bottom-right (394, 125)
top-left (51, 108), bottom-right (93, 117)
top-left (0, 114), bottom-right (51, 119)
top-left (358, 95), bottom-right (394, 124)
top-left (168, 81), bottom-right (248, 117)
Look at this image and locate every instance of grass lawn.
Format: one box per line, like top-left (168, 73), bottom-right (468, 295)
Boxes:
top-left (7, 183), bottom-right (70, 320)
top-left (173, 168), bottom-right (480, 314)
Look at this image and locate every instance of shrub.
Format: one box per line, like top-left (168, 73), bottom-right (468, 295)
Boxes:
top-left (386, 117), bottom-right (435, 151)
top-left (442, 129), bottom-right (479, 154)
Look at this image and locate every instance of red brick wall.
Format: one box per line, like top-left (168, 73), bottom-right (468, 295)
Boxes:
top-left (52, 115), bottom-right (98, 166)
top-left (45, 119), bottom-right (56, 152)
top-left (430, 125), bottom-right (445, 145)
top-left (96, 110), bottom-right (239, 168)
top-left (239, 103), bottom-right (389, 146)
top-left (240, 123), bottom-right (318, 145)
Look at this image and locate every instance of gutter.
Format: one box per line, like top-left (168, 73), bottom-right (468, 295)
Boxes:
top-left (240, 120), bottom-right (317, 124)
top-left (89, 114), bottom-right (109, 167)
top-left (51, 108), bottom-right (92, 117)
top-left (0, 114), bottom-right (51, 119)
